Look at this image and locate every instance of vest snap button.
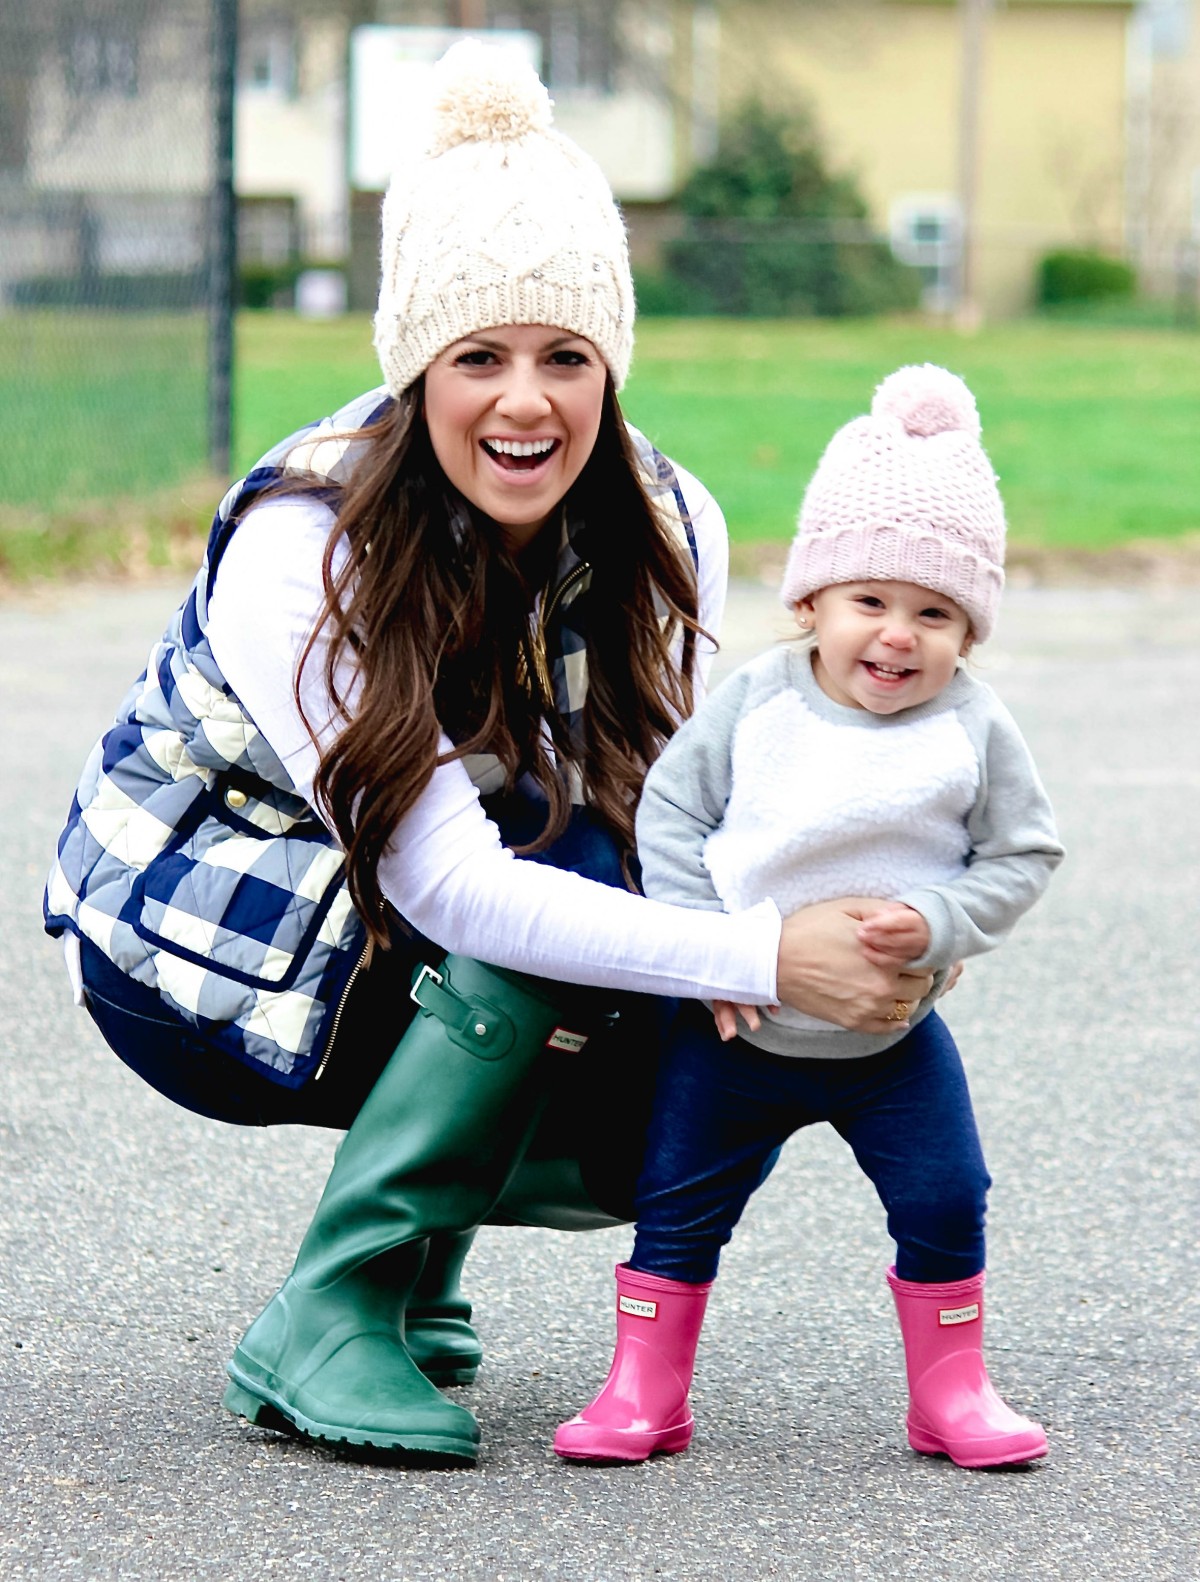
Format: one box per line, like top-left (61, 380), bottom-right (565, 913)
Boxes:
top-left (225, 787), bottom-right (249, 810)
top-left (474, 1022), bottom-right (487, 1037)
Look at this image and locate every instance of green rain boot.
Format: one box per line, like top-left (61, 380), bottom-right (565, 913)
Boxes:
top-left (489, 1138), bottom-right (630, 1232)
top-left (223, 956), bottom-right (610, 1460)
top-left (404, 1230), bottom-right (485, 1387)
top-left (405, 1140), bottom-right (632, 1386)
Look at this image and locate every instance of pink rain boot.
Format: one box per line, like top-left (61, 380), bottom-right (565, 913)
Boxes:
top-left (554, 1263), bottom-right (713, 1463)
top-left (888, 1267), bottom-right (1048, 1468)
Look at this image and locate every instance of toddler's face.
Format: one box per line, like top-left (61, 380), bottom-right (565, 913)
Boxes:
top-left (796, 580), bottom-right (972, 714)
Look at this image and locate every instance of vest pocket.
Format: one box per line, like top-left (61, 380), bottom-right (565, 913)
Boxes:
top-left (128, 778), bottom-right (355, 994)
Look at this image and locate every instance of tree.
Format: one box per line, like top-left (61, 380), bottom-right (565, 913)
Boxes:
top-left (657, 98), bottom-right (921, 317)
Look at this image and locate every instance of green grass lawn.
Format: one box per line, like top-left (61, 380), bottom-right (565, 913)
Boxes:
top-left (0, 310), bottom-right (213, 581)
top-left (235, 313), bottom-right (1200, 551)
top-left (3, 309), bottom-right (1199, 583)
top-left (0, 311), bottom-right (209, 506)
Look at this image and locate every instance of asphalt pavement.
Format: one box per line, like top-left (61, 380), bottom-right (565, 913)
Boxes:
top-left (1, 574), bottom-right (1197, 1581)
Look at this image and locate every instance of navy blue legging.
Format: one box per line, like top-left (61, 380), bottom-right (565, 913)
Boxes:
top-left (630, 1004), bottom-right (991, 1286)
top-left (77, 786), bottom-right (683, 1217)
top-left (79, 788), bottom-right (637, 1132)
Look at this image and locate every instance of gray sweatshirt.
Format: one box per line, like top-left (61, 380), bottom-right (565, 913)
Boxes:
top-left (636, 644), bottom-right (1064, 1058)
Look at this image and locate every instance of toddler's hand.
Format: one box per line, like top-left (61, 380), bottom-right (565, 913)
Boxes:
top-left (711, 1000), bottom-right (769, 1042)
top-left (856, 904), bottom-right (931, 966)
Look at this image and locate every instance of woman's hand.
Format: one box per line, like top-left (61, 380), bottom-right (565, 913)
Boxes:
top-left (775, 898), bottom-right (935, 1035)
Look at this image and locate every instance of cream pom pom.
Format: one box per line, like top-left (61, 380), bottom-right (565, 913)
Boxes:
top-left (429, 39), bottom-right (554, 155)
top-left (872, 364), bottom-right (981, 440)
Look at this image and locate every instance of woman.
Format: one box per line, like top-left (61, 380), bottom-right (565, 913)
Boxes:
top-left (44, 42), bottom-right (932, 1463)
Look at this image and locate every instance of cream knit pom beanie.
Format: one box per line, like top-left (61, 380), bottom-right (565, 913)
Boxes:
top-left (780, 364), bottom-right (1006, 641)
top-left (373, 39), bottom-right (635, 396)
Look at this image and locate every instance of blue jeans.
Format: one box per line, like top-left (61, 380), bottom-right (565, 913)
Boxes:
top-left (630, 1005), bottom-right (991, 1285)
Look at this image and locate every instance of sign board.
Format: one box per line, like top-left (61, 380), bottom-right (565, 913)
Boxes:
top-left (350, 26), bottom-right (542, 193)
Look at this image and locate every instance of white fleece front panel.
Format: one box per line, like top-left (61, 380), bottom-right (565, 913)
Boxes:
top-left (704, 690), bottom-right (980, 920)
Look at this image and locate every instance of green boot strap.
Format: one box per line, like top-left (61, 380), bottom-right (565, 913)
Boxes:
top-left (408, 962), bottom-right (521, 1058)
top-left (410, 959), bottom-right (605, 1056)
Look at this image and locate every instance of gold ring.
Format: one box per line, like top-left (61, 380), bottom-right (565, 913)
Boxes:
top-left (885, 1000), bottom-right (911, 1023)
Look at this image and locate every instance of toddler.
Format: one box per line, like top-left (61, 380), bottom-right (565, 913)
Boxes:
top-left (555, 364), bottom-right (1064, 1469)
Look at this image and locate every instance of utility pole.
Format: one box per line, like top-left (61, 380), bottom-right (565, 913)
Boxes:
top-left (956, 0), bottom-right (989, 329)
top-left (690, 0), bottom-right (720, 167)
top-left (209, 0), bottom-right (237, 475)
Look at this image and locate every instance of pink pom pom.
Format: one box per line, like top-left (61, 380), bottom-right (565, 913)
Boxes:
top-left (872, 364), bottom-right (981, 440)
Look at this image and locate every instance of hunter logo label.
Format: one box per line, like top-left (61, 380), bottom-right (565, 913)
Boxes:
top-left (619, 1295), bottom-right (658, 1320)
top-left (545, 1027), bottom-right (589, 1052)
top-left (939, 1303), bottom-right (980, 1326)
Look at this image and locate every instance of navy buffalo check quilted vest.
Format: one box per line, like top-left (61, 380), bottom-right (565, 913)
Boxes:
top-left (45, 389), bottom-right (697, 1086)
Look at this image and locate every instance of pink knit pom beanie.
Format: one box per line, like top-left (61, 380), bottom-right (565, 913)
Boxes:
top-left (373, 39), bottom-right (635, 397)
top-left (779, 364), bottom-right (1006, 641)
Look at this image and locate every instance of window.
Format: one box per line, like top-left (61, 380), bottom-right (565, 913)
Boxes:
top-left (240, 23), bottom-right (297, 97)
top-left (889, 196), bottom-right (962, 311)
top-left (65, 22), bottom-right (139, 99)
top-left (1147, 0), bottom-right (1190, 59)
top-left (487, 2), bottom-right (618, 92)
top-left (238, 197), bottom-right (299, 267)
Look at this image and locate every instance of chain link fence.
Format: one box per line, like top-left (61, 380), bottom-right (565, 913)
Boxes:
top-left (0, 0), bottom-right (232, 521)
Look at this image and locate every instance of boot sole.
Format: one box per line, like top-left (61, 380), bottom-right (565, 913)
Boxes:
top-left (554, 1446), bottom-right (689, 1465)
top-left (418, 1364), bottom-right (480, 1388)
top-left (223, 1374), bottom-right (480, 1463)
top-left (407, 1340), bottom-right (483, 1388)
top-left (907, 1424), bottom-right (1049, 1469)
top-left (554, 1424), bottom-right (694, 1464)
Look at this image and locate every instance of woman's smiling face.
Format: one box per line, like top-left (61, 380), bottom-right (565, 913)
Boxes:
top-left (422, 324), bottom-right (608, 553)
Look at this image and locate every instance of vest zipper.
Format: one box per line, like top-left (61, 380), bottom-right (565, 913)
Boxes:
top-left (313, 938), bottom-right (370, 1081)
top-left (533, 560), bottom-right (590, 708)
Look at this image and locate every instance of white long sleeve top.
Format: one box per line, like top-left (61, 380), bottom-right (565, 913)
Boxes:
top-left (201, 465), bottom-right (782, 1005)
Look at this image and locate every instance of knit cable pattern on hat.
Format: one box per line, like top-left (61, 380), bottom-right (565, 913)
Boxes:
top-left (373, 38), bottom-right (635, 395)
top-left (780, 364), bottom-right (1006, 641)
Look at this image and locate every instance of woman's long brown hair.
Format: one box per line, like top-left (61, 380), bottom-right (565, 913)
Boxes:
top-left (293, 381), bottom-right (704, 949)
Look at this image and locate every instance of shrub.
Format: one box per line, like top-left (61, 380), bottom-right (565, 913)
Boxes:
top-left (631, 268), bottom-right (715, 317)
top-left (1038, 249), bottom-right (1136, 306)
top-left (8, 270), bottom-right (206, 310)
top-left (658, 100), bottom-right (920, 318)
top-left (238, 261), bottom-right (301, 310)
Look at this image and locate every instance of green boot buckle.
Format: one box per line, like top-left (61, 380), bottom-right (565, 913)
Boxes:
top-left (409, 963), bottom-right (519, 1060)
